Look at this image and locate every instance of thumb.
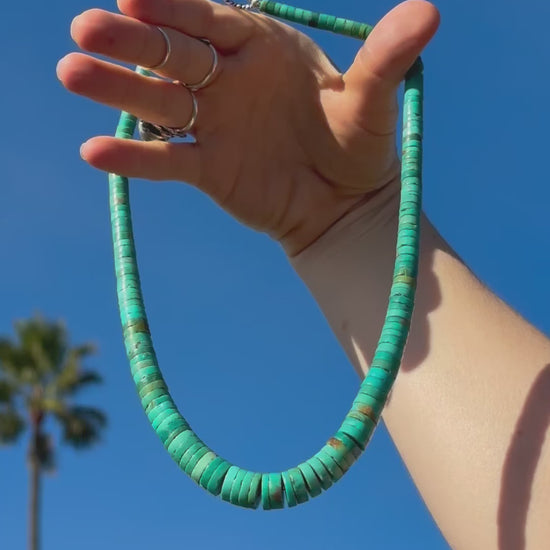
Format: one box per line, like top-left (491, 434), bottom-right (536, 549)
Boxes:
top-left (343, 0), bottom-right (440, 135)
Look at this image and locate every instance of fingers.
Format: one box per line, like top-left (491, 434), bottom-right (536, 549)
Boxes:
top-left (70, 9), bottom-right (217, 86)
top-left (57, 53), bottom-right (197, 129)
top-left (343, 0), bottom-right (440, 134)
top-left (117, 0), bottom-right (254, 49)
top-left (80, 137), bottom-right (201, 182)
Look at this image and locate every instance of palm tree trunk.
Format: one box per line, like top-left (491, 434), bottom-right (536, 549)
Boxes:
top-left (28, 419), bottom-right (42, 550)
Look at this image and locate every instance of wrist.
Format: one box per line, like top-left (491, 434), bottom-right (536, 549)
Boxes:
top-left (288, 178), bottom-right (401, 376)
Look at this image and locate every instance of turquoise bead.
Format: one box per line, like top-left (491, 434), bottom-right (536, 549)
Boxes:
top-left (237, 470), bottom-right (255, 507)
top-left (200, 458), bottom-right (230, 495)
top-left (315, 449), bottom-right (344, 481)
top-left (268, 473), bottom-right (284, 509)
top-left (229, 469), bottom-right (247, 505)
top-left (307, 457), bottom-right (333, 490)
top-left (190, 451), bottom-right (216, 483)
top-left (221, 465), bottom-right (241, 502)
top-left (243, 472), bottom-right (262, 509)
top-left (282, 470), bottom-right (298, 507)
top-left (288, 468), bottom-right (309, 504)
top-left (168, 431), bottom-right (200, 464)
top-left (261, 474), bottom-right (271, 510)
top-left (298, 462), bottom-right (323, 497)
top-left (206, 460), bottom-right (232, 496)
top-left (184, 446), bottom-right (210, 475)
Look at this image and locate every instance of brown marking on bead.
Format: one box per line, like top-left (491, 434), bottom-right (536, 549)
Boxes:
top-left (113, 196), bottom-right (127, 206)
top-left (357, 405), bottom-right (377, 423)
top-left (126, 319), bottom-right (150, 334)
top-left (394, 274), bottom-right (416, 287)
top-left (327, 437), bottom-right (345, 450)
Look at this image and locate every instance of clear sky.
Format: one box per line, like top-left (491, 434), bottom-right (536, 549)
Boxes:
top-left (2, 0), bottom-right (549, 549)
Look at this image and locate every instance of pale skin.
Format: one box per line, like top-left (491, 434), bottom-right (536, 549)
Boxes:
top-left (57, 0), bottom-right (550, 548)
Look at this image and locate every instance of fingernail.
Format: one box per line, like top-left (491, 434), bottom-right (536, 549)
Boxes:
top-left (80, 141), bottom-right (89, 159)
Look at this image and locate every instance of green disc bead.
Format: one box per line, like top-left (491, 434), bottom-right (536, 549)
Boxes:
top-left (282, 471), bottom-right (298, 508)
top-left (315, 449), bottom-right (344, 481)
top-left (351, 396), bottom-right (384, 420)
top-left (237, 470), bottom-right (255, 507)
top-left (146, 401), bottom-right (175, 425)
top-left (151, 408), bottom-right (178, 431)
top-left (247, 473), bottom-right (262, 509)
top-left (288, 467), bottom-right (309, 504)
top-left (307, 456), bottom-right (333, 490)
top-left (168, 430), bottom-right (200, 464)
top-left (332, 432), bottom-right (362, 459)
top-left (199, 457), bottom-right (226, 490)
top-left (144, 394), bottom-right (171, 416)
top-left (184, 445), bottom-right (210, 475)
top-left (261, 474), bottom-right (272, 510)
top-left (340, 415), bottom-right (375, 450)
top-left (268, 473), bottom-right (284, 509)
top-left (138, 379), bottom-right (167, 401)
top-left (156, 412), bottom-right (189, 445)
top-left (230, 468), bottom-right (248, 506)
top-left (322, 442), bottom-right (356, 472)
top-left (298, 462), bottom-right (323, 497)
top-left (221, 465), bottom-right (241, 502)
top-left (140, 388), bottom-right (170, 411)
top-left (206, 460), bottom-right (232, 496)
top-left (190, 451), bottom-right (217, 484)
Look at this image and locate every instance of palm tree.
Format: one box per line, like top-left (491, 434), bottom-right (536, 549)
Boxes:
top-left (0, 315), bottom-right (107, 550)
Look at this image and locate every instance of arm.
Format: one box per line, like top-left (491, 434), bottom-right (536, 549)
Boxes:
top-left (291, 181), bottom-right (550, 550)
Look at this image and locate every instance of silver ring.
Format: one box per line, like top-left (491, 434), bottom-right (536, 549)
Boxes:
top-left (138, 86), bottom-right (198, 142)
top-left (147, 27), bottom-right (172, 70)
top-left (184, 39), bottom-right (219, 91)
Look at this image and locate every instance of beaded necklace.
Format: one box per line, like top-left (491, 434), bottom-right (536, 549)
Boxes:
top-left (108, 0), bottom-right (423, 509)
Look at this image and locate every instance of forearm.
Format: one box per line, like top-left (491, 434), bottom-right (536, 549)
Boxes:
top-left (290, 184), bottom-right (550, 550)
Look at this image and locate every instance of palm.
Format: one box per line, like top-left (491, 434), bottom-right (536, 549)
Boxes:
top-left (0, 316), bottom-right (106, 550)
top-left (197, 19), bottom-right (400, 246)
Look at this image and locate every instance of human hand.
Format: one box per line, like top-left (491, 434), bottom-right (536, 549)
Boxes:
top-left (57, 0), bottom-right (439, 255)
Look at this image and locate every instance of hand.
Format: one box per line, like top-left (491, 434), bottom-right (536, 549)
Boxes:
top-left (57, 0), bottom-right (439, 255)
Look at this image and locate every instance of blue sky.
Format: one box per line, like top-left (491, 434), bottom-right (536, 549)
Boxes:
top-left (2, 0), bottom-right (549, 548)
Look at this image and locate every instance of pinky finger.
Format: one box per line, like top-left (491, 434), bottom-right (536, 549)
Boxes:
top-left (80, 136), bottom-right (201, 183)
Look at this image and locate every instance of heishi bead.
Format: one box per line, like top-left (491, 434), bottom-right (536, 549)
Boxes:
top-left (282, 471), bottom-right (298, 507)
top-left (268, 473), bottom-right (284, 509)
top-left (298, 462), bottom-right (323, 497)
top-left (247, 473), bottom-right (262, 509)
top-left (168, 431), bottom-right (201, 464)
top-left (190, 451), bottom-right (217, 483)
top-left (332, 431), bottom-right (363, 459)
top-left (322, 441), bottom-right (356, 472)
top-left (314, 449), bottom-right (344, 481)
top-left (307, 457), bottom-right (333, 490)
top-left (199, 457), bottom-right (228, 491)
top-left (237, 470), bottom-right (255, 507)
top-left (229, 468), bottom-right (248, 505)
top-left (220, 465), bottom-right (240, 502)
top-left (261, 474), bottom-right (271, 510)
top-left (184, 446), bottom-right (210, 475)
top-left (206, 460), bottom-right (232, 495)
top-left (288, 467), bottom-right (309, 504)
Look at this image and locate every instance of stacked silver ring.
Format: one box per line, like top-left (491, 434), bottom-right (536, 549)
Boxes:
top-left (138, 29), bottom-right (219, 142)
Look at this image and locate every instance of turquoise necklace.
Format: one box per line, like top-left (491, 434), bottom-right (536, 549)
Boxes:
top-left (109, 0), bottom-right (423, 509)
